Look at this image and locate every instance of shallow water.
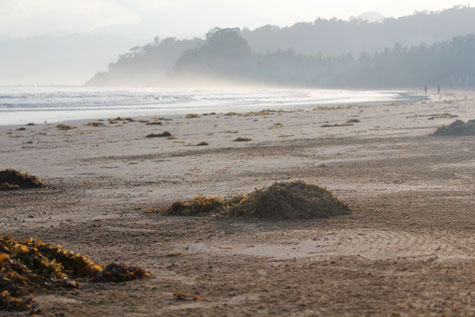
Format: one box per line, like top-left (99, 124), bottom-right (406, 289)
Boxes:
top-left (0, 86), bottom-right (418, 125)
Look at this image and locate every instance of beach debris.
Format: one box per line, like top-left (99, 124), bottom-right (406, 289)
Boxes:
top-left (234, 137), bottom-right (253, 142)
top-left (428, 113), bottom-right (458, 120)
top-left (163, 194), bottom-right (226, 216)
top-left (0, 183), bottom-right (20, 190)
top-left (0, 169), bottom-right (44, 191)
top-left (173, 291), bottom-right (206, 301)
top-left (196, 141), bottom-right (209, 146)
top-left (56, 124), bottom-right (76, 130)
top-left (91, 263), bottom-right (152, 283)
top-left (146, 131), bottom-right (172, 138)
top-left (0, 236), bottom-right (152, 311)
top-left (154, 117), bottom-right (172, 121)
top-left (269, 122), bottom-right (283, 129)
top-left (346, 119), bottom-right (360, 123)
top-left (433, 119), bottom-right (475, 136)
top-left (26, 123), bottom-right (35, 126)
top-left (407, 113), bottom-right (458, 120)
top-left (146, 121), bottom-right (162, 126)
top-left (109, 117), bottom-right (137, 123)
top-left (225, 181), bottom-right (350, 219)
top-left (321, 123), bottom-right (354, 128)
top-left (162, 181), bottom-right (350, 220)
top-left (186, 113), bottom-right (201, 119)
top-left (225, 109), bottom-right (291, 117)
top-left (314, 105), bottom-right (368, 111)
top-left (167, 252), bottom-right (184, 257)
top-left (86, 122), bottom-right (105, 127)
top-left (16, 127), bottom-right (26, 131)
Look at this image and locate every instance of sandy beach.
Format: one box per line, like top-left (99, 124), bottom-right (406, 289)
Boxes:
top-left (1, 90), bottom-right (475, 316)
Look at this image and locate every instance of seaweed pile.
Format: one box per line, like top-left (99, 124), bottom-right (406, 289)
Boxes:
top-left (56, 124), bottom-right (76, 130)
top-left (433, 119), bottom-right (475, 136)
top-left (164, 194), bottom-right (226, 216)
top-left (86, 122), bottom-right (105, 127)
top-left (162, 181), bottom-right (350, 220)
top-left (234, 137), bottom-right (253, 142)
top-left (91, 263), bottom-right (151, 283)
top-left (321, 123), bottom-right (354, 128)
top-left (0, 169), bottom-right (45, 191)
top-left (0, 236), bottom-right (152, 311)
top-left (146, 131), bottom-right (172, 138)
top-left (225, 109), bottom-right (291, 117)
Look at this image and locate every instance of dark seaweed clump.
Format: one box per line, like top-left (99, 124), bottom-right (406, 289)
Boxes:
top-left (146, 131), bottom-right (172, 138)
top-left (91, 263), bottom-right (151, 283)
top-left (0, 169), bottom-right (44, 191)
top-left (164, 194), bottom-right (227, 216)
top-left (433, 119), bottom-right (475, 136)
top-left (234, 137), bottom-right (252, 142)
top-left (0, 236), bottom-right (152, 311)
top-left (162, 181), bottom-right (350, 220)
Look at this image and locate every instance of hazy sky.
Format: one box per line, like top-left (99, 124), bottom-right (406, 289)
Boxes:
top-left (1, 0), bottom-right (475, 38)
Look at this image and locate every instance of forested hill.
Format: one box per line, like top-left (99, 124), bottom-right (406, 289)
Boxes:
top-left (175, 30), bottom-right (475, 89)
top-left (241, 6), bottom-right (475, 56)
top-left (87, 6), bottom-right (475, 88)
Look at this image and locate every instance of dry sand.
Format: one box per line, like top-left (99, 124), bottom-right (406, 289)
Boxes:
top-left (1, 91), bottom-right (475, 316)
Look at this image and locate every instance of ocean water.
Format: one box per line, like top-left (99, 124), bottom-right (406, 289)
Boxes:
top-left (0, 86), bottom-right (417, 126)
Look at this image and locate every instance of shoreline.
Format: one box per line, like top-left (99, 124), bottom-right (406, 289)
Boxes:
top-left (2, 90), bottom-right (475, 316)
top-left (0, 87), bottom-right (426, 127)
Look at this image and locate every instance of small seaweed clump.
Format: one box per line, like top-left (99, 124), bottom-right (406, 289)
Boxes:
top-left (86, 122), bottom-right (105, 127)
top-left (0, 236), bottom-right (152, 311)
top-left (146, 131), bottom-right (172, 138)
top-left (433, 119), bottom-right (475, 136)
top-left (91, 263), bottom-right (151, 283)
top-left (164, 194), bottom-right (226, 216)
top-left (56, 124), bottom-right (76, 130)
top-left (162, 181), bottom-right (350, 220)
top-left (0, 169), bottom-right (44, 191)
top-left (321, 123), bottom-right (354, 128)
top-left (234, 137), bottom-right (253, 142)
top-left (146, 121), bottom-right (162, 126)
top-left (185, 113), bottom-right (200, 119)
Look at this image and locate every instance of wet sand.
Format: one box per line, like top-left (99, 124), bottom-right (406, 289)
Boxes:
top-left (1, 91), bottom-right (475, 316)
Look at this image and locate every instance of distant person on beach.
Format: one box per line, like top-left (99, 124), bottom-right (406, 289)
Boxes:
top-left (438, 85), bottom-right (440, 94)
top-left (425, 85), bottom-right (428, 94)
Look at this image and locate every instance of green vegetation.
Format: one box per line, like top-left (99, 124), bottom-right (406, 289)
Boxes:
top-left (88, 7), bottom-right (475, 88)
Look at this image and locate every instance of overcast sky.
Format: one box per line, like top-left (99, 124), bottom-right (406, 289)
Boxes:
top-left (1, 0), bottom-right (475, 38)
